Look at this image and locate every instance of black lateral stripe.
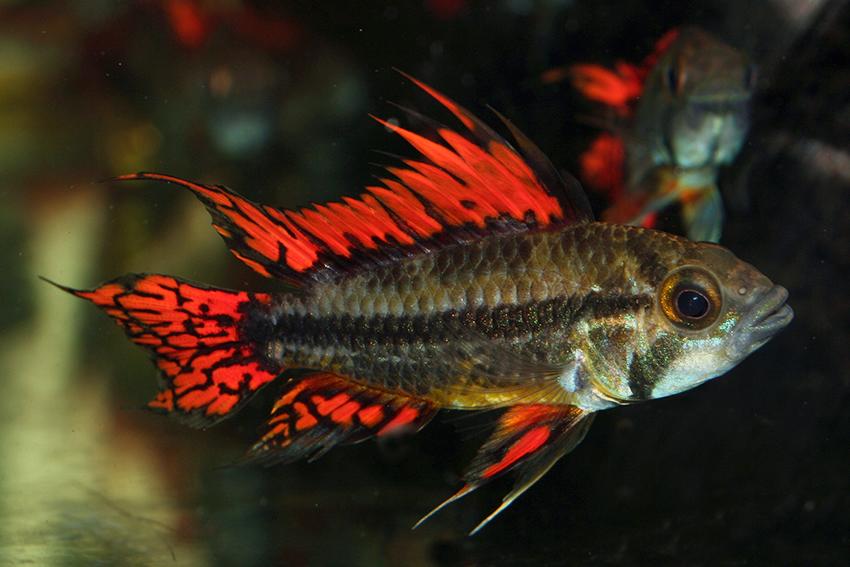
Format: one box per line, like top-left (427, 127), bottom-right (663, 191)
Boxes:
top-left (273, 293), bottom-right (653, 349)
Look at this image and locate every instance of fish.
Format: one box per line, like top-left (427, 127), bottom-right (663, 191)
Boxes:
top-left (47, 74), bottom-right (791, 534)
top-left (567, 27), bottom-right (754, 242)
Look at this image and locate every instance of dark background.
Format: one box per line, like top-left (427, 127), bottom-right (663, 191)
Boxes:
top-left (0, 1), bottom-right (847, 565)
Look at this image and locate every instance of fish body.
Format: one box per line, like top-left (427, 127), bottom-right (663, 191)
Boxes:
top-left (570, 27), bottom-right (754, 242)
top-left (262, 222), bottom-right (783, 409)
top-left (51, 75), bottom-right (790, 534)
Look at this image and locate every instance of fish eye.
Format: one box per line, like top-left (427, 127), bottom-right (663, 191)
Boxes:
top-left (743, 64), bottom-right (757, 91)
top-left (676, 289), bottom-right (709, 319)
top-left (659, 267), bottom-right (722, 330)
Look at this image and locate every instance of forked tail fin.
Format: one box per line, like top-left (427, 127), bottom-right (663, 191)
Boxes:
top-left (44, 274), bottom-right (280, 427)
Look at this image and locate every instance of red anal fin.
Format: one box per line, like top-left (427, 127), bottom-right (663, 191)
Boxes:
top-left (47, 274), bottom-right (279, 427)
top-left (115, 75), bottom-right (588, 284)
top-left (415, 404), bottom-right (593, 534)
top-left (249, 373), bottom-right (436, 464)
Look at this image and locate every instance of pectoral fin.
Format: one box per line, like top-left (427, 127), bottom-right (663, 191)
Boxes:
top-left (415, 404), bottom-right (594, 534)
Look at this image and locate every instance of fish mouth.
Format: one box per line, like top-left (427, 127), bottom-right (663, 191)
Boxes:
top-left (728, 285), bottom-right (793, 359)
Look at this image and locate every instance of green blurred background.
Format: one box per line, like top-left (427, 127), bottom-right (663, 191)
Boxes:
top-left (1, 1), bottom-right (848, 565)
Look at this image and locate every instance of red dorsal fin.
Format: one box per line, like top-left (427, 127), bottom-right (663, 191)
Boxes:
top-left (415, 404), bottom-right (593, 535)
top-left (115, 76), bottom-right (591, 283)
top-left (46, 274), bottom-right (280, 427)
top-left (249, 373), bottom-right (436, 464)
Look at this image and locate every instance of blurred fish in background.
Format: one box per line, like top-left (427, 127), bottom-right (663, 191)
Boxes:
top-left (547, 27), bottom-right (753, 242)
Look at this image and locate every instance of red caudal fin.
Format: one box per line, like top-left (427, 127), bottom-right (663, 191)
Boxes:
top-left (248, 373), bottom-right (436, 464)
top-left (45, 274), bottom-right (279, 427)
top-left (415, 404), bottom-right (594, 535)
top-left (113, 74), bottom-right (591, 285)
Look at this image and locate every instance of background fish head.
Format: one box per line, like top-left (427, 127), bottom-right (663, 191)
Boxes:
top-left (635, 27), bottom-right (754, 172)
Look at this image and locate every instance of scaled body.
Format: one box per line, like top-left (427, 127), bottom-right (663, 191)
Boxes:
top-left (268, 224), bottom-right (658, 407)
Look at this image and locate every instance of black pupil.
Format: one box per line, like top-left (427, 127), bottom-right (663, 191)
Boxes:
top-left (676, 290), bottom-right (709, 319)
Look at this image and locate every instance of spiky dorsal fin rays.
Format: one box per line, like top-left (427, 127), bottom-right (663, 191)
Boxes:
top-left (414, 405), bottom-right (594, 535)
top-left (395, 70), bottom-right (592, 223)
top-left (114, 74), bottom-right (591, 285)
top-left (487, 105), bottom-right (594, 223)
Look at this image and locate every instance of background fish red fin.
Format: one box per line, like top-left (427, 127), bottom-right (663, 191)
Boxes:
top-left (570, 29), bottom-right (682, 217)
top-left (48, 274), bottom-right (280, 427)
top-left (569, 61), bottom-right (644, 114)
top-left (569, 28), bottom-right (681, 115)
top-left (249, 373), bottom-right (436, 464)
top-left (579, 133), bottom-right (626, 199)
top-left (416, 404), bottom-right (593, 534)
top-left (115, 76), bottom-right (590, 283)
